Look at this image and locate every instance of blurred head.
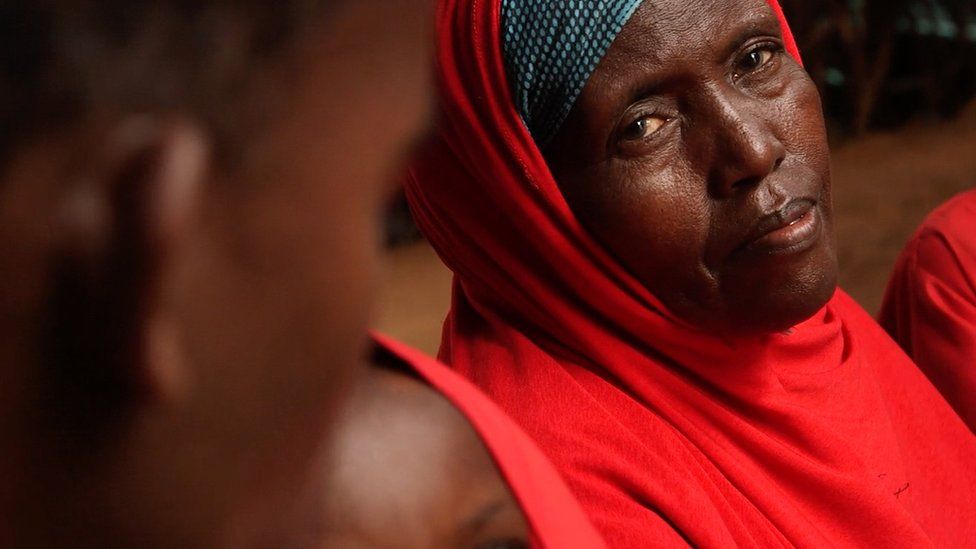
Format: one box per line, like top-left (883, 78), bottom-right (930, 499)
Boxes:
top-left (0, 1), bottom-right (431, 546)
top-left (544, 0), bottom-right (837, 335)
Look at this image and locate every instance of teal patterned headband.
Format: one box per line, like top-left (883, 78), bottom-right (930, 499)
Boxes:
top-left (501, 0), bottom-right (644, 147)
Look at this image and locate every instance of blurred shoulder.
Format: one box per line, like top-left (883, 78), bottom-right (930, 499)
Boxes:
top-left (331, 358), bottom-right (495, 496)
top-left (320, 359), bottom-right (528, 548)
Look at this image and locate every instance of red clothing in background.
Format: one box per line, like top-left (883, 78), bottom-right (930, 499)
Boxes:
top-left (880, 188), bottom-right (976, 432)
top-left (373, 334), bottom-right (606, 549)
top-left (404, 0), bottom-right (976, 546)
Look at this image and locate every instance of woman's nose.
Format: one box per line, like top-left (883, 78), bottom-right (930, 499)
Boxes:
top-left (705, 93), bottom-right (786, 198)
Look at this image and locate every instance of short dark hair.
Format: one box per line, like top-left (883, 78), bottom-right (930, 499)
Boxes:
top-left (0, 1), bottom-right (336, 165)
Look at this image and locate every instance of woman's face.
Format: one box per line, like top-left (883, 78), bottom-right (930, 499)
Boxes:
top-left (546, 0), bottom-right (836, 335)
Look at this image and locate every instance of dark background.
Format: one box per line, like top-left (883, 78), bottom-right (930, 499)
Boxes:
top-left (781, 0), bottom-right (975, 136)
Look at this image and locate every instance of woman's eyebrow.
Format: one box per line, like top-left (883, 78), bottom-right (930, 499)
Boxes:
top-left (717, 13), bottom-right (783, 61)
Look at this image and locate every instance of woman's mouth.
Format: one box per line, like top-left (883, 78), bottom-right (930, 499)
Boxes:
top-left (740, 198), bottom-right (821, 255)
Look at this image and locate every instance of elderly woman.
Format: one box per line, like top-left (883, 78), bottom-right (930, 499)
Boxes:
top-left (406, 0), bottom-right (976, 546)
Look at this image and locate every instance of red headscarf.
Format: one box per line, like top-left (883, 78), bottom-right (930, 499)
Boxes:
top-left (373, 334), bottom-right (606, 549)
top-left (880, 188), bottom-right (976, 433)
top-left (406, 0), bottom-right (976, 545)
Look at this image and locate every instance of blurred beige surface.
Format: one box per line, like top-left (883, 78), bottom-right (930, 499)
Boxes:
top-left (376, 242), bottom-right (453, 355)
top-left (378, 103), bottom-right (976, 354)
top-left (832, 103), bottom-right (976, 312)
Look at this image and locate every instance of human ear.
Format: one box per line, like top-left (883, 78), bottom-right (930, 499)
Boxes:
top-left (46, 116), bottom-right (210, 423)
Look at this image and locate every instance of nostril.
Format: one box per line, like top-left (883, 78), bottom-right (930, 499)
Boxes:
top-left (733, 175), bottom-right (763, 190)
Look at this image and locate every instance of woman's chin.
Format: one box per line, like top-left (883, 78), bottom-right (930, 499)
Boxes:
top-left (675, 265), bottom-right (839, 338)
top-left (712, 230), bottom-right (839, 335)
top-left (723, 274), bottom-right (838, 336)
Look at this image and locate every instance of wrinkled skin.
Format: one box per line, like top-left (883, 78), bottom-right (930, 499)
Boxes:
top-left (546, 0), bottom-right (837, 335)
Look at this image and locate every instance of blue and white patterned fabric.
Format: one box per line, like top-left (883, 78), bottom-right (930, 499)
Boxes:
top-left (501, 0), bottom-right (644, 147)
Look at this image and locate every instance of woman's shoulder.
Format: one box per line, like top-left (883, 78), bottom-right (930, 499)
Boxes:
top-left (349, 334), bottom-right (608, 549)
top-left (321, 353), bottom-right (532, 548)
top-left (913, 188), bottom-right (976, 249)
top-left (894, 188), bottom-right (976, 295)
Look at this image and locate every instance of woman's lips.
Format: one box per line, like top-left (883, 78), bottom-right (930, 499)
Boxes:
top-left (739, 198), bottom-right (821, 255)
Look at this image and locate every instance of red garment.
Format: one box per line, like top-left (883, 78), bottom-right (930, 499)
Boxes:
top-left (880, 188), bottom-right (976, 432)
top-left (372, 334), bottom-right (607, 549)
top-left (404, 1), bottom-right (976, 546)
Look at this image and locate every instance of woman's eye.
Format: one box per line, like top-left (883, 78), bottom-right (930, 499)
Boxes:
top-left (622, 115), bottom-right (667, 141)
top-left (734, 45), bottom-right (777, 79)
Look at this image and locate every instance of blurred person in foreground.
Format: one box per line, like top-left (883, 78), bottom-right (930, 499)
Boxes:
top-left (0, 3), bottom-right (606, 548)
top-left (881, 188), bottom-right (976, 433)
top-left (0, 2), bottom-right (432, 546)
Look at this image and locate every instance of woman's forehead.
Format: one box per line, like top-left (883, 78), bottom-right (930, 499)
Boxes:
top-left (612, 0), bottom-right (779, 61)
top-left (499, 0), bottom-right (791, 149)
top-left (569, 0), bottom-right (782, 125)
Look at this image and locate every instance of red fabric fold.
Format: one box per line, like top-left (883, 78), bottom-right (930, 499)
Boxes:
top-left (406, 1), bottom-right (976, 545)
top-left (880, 188), bottom-right (976, 432)
top-left (372, 334), bottom-right (606, 549)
